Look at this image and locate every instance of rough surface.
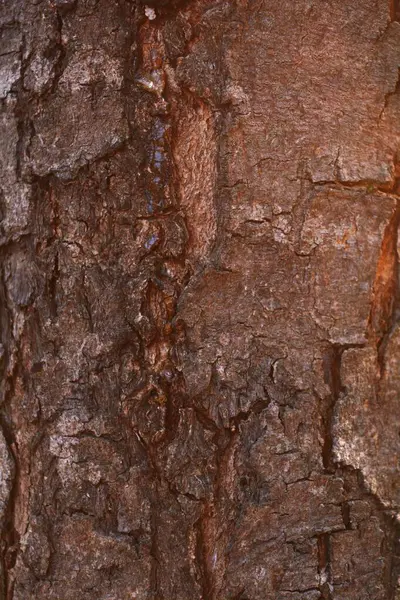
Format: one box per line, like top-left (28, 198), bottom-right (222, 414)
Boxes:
top-left (0, 0), bottom-right (400, 599)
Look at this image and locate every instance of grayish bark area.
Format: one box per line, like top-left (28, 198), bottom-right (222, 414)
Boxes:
top-left (1, 0), bottom-right (400, 598)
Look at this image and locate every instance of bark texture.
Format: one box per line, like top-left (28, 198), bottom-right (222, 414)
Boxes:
top-left (1, 0), bottom-right (400, 598)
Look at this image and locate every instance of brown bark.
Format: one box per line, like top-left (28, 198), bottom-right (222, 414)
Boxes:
top-left (1, 0), bottom-right (400, 598)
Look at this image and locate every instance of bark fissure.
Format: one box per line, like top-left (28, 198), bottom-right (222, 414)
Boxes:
top-left (132, 5), bottom-right (212, 596)
top-left (0, 368), bottom-right (19, 598)
top-left (390, 0), bottom-right (400, 22)
top-left (368, 200), bottom-right (400, 376)
top-left (0, 415), bottom-right (18, 600)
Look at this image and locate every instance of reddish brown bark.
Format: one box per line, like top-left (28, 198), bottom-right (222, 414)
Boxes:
top-left (1, 1), bottom-right (400, 599)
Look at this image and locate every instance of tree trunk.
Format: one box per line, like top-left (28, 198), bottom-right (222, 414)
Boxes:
top-left (1, 0), bottom-right (400, 598)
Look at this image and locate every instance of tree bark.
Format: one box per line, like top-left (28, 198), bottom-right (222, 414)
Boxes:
top-left (1, 0), bottom-right (400, 598)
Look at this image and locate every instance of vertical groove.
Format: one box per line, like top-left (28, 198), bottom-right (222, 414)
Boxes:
top-left (322, 344), bottom-right (343, 472)
top-left (317, 533), bottom-right (333, 600)
top-left (0, 269), bottom-right (18, 600)
top-left (134, 5), bottom-right (200, 597)
top-left (368, 200), bottom-right (400, 376)
top-left (390, 0), bottom-right (400, 22)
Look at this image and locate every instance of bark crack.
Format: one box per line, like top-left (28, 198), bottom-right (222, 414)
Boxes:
top-left (390, 0), bottom-right (400, 22)
top-left (368, 199), bottom-right (400, 377)
top-left (0, 269), bottom-right (20, 600)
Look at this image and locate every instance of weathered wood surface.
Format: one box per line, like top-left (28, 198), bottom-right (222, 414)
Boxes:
top-left (1, 0), bottom-right (400, 598)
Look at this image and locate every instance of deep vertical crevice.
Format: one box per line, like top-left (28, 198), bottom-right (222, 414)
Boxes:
top-left (0, 414), bottom-right (18, 600)
top-left (149, 490), bottom-right (163, 600)
top-left (194, 504), bottom-right (214, 600)
top-left (390, 0), bottom-right (400, 21)
top-left (48, 251), bottom-right (59, 319)
top-left (0, 357), bottom-right (19, 600)
top-left (383, 510), bottom-right (400, 600)
top-left (352, 467), bottom-right (400, 600)
top-left (341, 501), bottom-right (351, 530)
top-left (321, 344), bottom-right (343, 472)
top-left (0, 260), bottom-right (17, 600)
top-left (317, 533), bottom-right (333, 600)
top-left (372, 190), bottom-right (400, 599)
top-left (133, 5), bottom-right (205, 596)
top-left (369, 200), bottom-right (400, 377)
